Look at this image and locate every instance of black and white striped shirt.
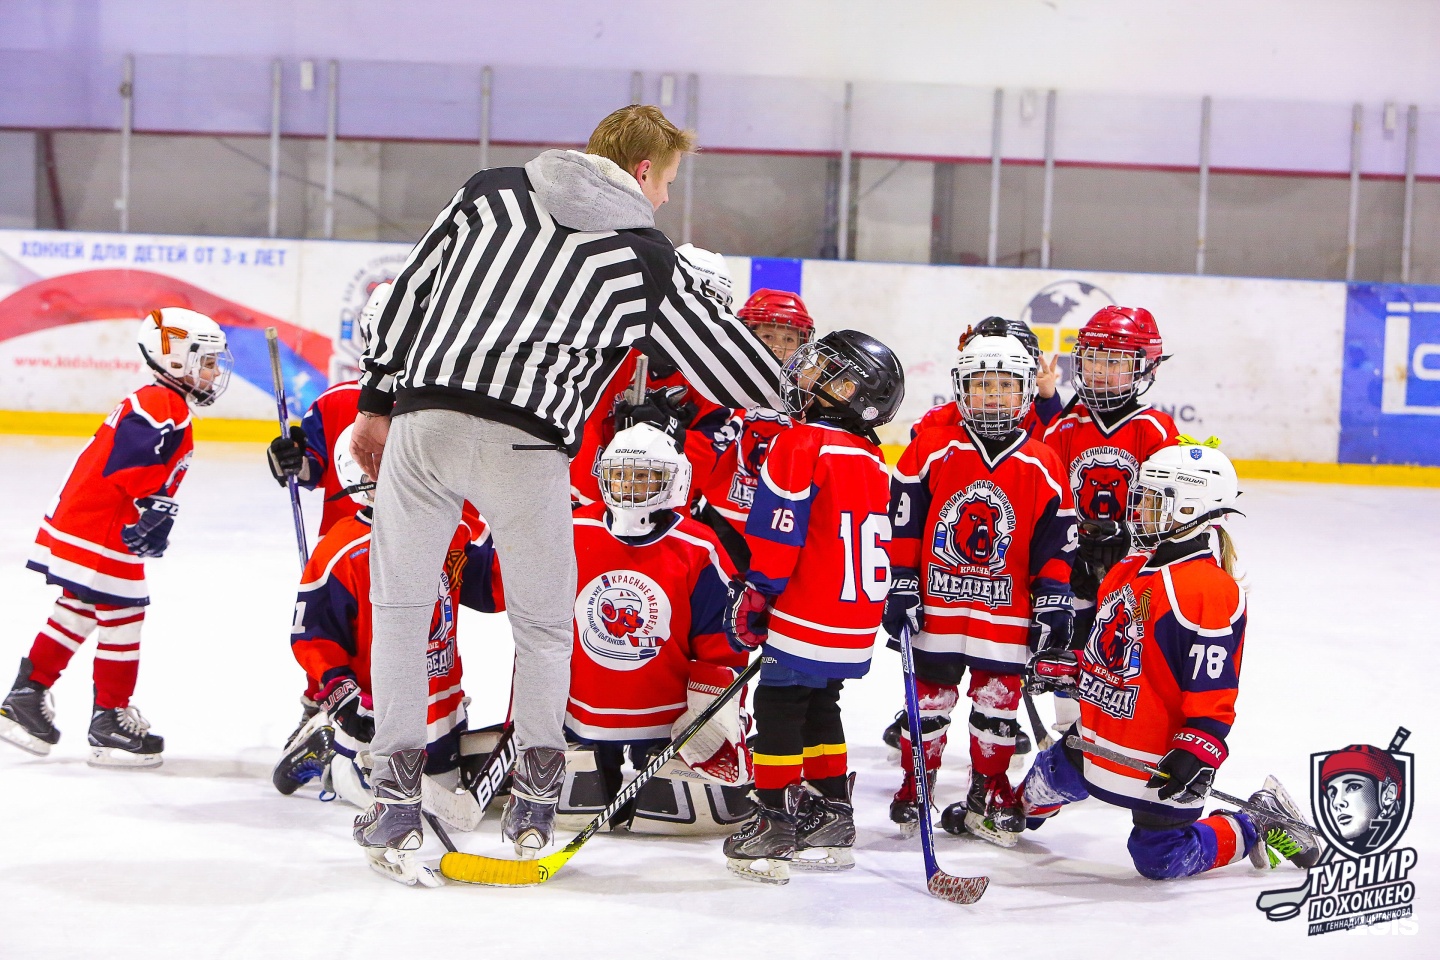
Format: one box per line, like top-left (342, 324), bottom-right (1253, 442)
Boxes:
top-left (358, 164), bottom-right (784, 454)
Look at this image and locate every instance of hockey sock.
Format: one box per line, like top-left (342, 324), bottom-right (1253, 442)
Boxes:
top-left (800, 679), bottom-right (847, 786)
top-left (92, 604), bottom-right (145, 709)
top-left (967, 671), bottom-right (1021, 779)
top-left (26, 592), bottom-right (100, 688)
top-left (752, 684), bottom-right (811, 803)
top-left (897, 678), bottom-right (958, 789)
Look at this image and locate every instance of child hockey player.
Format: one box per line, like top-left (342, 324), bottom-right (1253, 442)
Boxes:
top-left (557, 423), bottom-right (754, 838)
top-left (723, 330), bottom-right (904, 883)
top-left (0, 308), bottom-right (232, 768)
top-left (275, 428), bottom-right (504, 856)
top-left (1042, 306), bottom-right (1178, 735)
top-left (885, 333), bottom-right (1075, 847)
top-left (1020, 439), bottom-right (1318, 877)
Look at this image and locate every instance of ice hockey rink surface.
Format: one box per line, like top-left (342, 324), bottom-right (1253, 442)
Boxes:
top-left (1, 435), bottom-right (1434, 958)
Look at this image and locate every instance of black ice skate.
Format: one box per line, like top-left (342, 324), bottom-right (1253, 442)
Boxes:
top-left (0, 659), bottom-right (60, 756)
top-left (1247, 775), bottom-right (1321, 870)
top-left (890, 769), bottom-right (935, 838)
top-left (944, 773), bottom-right (1023, 847)
top-left (794, 774), bottom-right (856, 871)
top-left (501, 746), bottom-right (565, 858)
top-left (272, 708), bottom-right (335, 795)
top-left (1014, 727), bottom-right (1032, 756)
top-left (87, 703), bottom-right (164, 768)
top-left (723, 783), bottom-right (803, 885)
top-left (281, 696), bottom-right (321, 752)
top-left (353, 748), bottom-right (439, 887)
top-left (882, 710), bottom-right (905, 754)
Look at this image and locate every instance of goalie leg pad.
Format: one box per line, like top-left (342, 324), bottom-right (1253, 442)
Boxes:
top-left (628, 757), bottom-right (757, 836)
top-left (421, 774), bottom-right (483, 832)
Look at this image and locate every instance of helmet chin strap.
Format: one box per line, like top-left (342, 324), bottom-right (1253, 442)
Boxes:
top-left (604, 506), bottom-right (676, 542)
top-left (1159, 506), bottom-right (1244, 546)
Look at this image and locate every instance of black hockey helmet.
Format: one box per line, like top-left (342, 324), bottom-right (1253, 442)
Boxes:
top-left (968, 316), bottom-right (1041, 365)
top-left (780, 329), bottom-right (905, 432)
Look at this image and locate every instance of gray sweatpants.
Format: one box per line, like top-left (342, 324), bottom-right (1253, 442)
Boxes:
top-left (368, 408), bottom-right (575, 781)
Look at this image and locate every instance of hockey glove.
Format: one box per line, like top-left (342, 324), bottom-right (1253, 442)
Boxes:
top-left (1150, 727), bottom-right (1228, 804)
top-left (120, 495), bottom-right (179, 558)
top-left (1024, 649), bottom-right (1079, 696)
top-left (319, 674), bottom-right (375, 744)
top-left (724, 578), bottom-right (774, 651)
top-left (1028, 587), bottom-right (1075, 653)
top-left (675, 243), bottom-right (735, 308)
top-left (1073, 520), bottom-right (1129, 602)
top-left (616, 385), bottom-right (698, 447)
top-left (673, 662), bottom-right (752, 785)
top-left (266, 425), bottom-right (311, 486)
top-left (882, 568), bottom-right (924, 640)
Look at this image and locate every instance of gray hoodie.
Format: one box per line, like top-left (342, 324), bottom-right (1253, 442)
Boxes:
top-left (523, 149), bottom-right (656, 233)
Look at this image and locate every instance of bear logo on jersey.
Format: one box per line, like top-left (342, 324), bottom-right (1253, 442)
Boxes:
top-left (1086, 583), bottom-right (1144, 682)
top-left (1070, 447), bottom-right (1138, 523)
top-left (576, 570), bottom-right (674, 671)
top-left (927, 481), bottom-right (1017, 609)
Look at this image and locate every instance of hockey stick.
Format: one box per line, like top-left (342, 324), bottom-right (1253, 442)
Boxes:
top-left (265, 327), bottom-right (310, 568)
top-left (1022, 691), bottom-right (1055, 751)
top-left (628, 353), bottom-right (649, 406)
top-left (424, 811), bottom-right (458, 854)
top-left (899, 625), bottom-right (990, 904)
top-left (1063, 734), bottom-right (1320, 845)
top-left (440, 657), bottom-right (761, 887)
top-left (461, 722), bottom-right (516, 815)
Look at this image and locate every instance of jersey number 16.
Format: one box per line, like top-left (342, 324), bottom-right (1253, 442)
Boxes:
top-left (838, 511), bottom-right (892, 603)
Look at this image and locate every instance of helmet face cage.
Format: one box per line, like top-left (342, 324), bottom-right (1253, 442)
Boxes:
top-left (1073, 344), bottom-right (1155, 412)
top-left (185, 342), bottom-right (234, 406)
top-left (953, 367), bottom-right (1034, 438)
top-left (599, 457), bottom-right (679, 512)
top-left (780, 340), bottom-right (861, 420)
top-left (1126, 479), bottom-right (1175, 550)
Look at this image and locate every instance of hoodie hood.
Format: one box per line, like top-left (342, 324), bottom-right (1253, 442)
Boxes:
top-left (524, 149), bottom-right (656, 232)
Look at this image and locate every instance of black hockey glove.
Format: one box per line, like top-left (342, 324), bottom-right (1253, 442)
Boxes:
top-left (1073, 519), bottom-right (1129, 601)
top-left (615, 385), bottom-right (698, 446)
top-left (120, 495), bottom-right (179, 558)
top-left (319, 674), bottom-right (374, 743)
top-left (267, 425), bottom-right (310, 486)
top-left (1150, 727), bottom-right (1228, 804)
top-left (1024, 648), bottom-right (1079, 696)
top-left (882, 568), bottom-right (923, 640)
top-left (1028, 587), bottom-right (1074, 653)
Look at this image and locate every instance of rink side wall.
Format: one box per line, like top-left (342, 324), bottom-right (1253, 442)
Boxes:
top-left (1, 228), bottom-right (1437, 480)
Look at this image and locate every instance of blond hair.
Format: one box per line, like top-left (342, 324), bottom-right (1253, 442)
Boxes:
top-left (587, 105), bottom-right (696, 175)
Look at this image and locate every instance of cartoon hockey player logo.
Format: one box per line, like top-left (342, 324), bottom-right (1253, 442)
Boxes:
top-left (1256, 727), bottom-right (1417, 937)
top-left (1070, 447), bottom-right (1138, 523)
top-left (427, 566), bottom-right (458, 678)
top-left (576, 570), bottom-right (673, 671)
top-left (932, 481), bottom-right (1016, 574)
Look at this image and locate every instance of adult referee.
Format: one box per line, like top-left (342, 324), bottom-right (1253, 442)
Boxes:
top-left (349, 105), bottom-right (785, 862)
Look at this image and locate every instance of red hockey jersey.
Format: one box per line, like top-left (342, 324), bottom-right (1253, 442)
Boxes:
top-left (290, 510), bottom-right (503, 749)
top-left (910, 391), bottom-right (1062, 443)
top-left (1076, 536), bottom-right (1246, 818)
top-left (746, 422), bottom-right (892, 679)
top-left (1041, 401), bottom-right (1178, 528)
top-left (698, 407), bottom-right (792, 533)
top-left (890, 425), bottom-right (1075, 674)
top-left (298, 380), bottom-right (362, 534)
top-left (28, 382), bottom-right (194, 607)
top-left (563, 503), bottom-right (744, 742)
top-left (569, 351), bottom-right (731, 507)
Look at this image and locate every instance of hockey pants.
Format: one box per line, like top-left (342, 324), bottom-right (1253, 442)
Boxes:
top-left (27, 590), bottom-right (145, 709)
top-left (1021, 740), bottom-right (1258, 879)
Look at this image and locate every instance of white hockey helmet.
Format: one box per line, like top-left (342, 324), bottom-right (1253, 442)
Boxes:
top-left (331, 424), bottom-right (375, 507)
top-left (598, 423), bottom-right (692, 538)
top-left (333, 280), bottom-right (393, 383)
top-left (675, 243), bottom-right (734, 308)
top-left (137, 308), bottom-right (233, 406)
top-left (1126, 437), bottom-right (1240, 549)
top-left (951, 334), bottom-right (1036, 439)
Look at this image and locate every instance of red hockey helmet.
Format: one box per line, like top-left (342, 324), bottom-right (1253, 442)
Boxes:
top-left (1072, 306), bottom-right (1169, 411)
top-left (737, 289), bottom-right (816, 336)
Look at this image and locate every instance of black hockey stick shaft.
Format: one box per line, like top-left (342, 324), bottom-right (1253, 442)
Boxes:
top-left (466, 723), bottom-right (516, 815)
top-left (1063, 734), bottom-right (1319, 843)
top-left (423, 811), bottom-right (457, 854)
top-left (265, 327), bottom-right (309, 568)
top-left (1022, 691), bottom-right (1055, 750)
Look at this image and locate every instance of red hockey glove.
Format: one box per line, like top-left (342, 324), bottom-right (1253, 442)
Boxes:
top-left (724, 579), bottom-right (773, 651)
top-left (1024, 649), bottom-right (1079, 696)
top-left (1150, 727), bottom-right (1228, 804)
top-left (319, 674), bottom-right (374, 743)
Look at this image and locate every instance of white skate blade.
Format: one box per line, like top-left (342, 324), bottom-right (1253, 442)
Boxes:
top-left (792, 846), bottom-right (855, 871)
top-left (726, 856), bottom-right (791, 885)
top-left (366, 847), bottom-right (443, 888)
top-left (0, 716), bottom-right (52, 756)
top-left (87, 745), bottom-right (162, 769)
top-left (898, 820), bottom-right (919, 839)
top-left (421, 776), bottom-right (483, 832)
top-left (962, 811), bottom-right (1019, 848)
top-left (885, 746), bottom-right (901, 765)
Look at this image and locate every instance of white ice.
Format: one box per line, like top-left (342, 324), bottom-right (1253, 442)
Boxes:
top-left (1, 434), bottom-right (1435, 958)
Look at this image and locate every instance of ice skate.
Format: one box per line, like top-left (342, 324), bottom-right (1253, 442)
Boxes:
top-left (500, 746), bottom-right (565, 858)
top-left (281, 696), bottom-right (321, 751)
top-left (889, 769), bottom-right (934, 838)
top-left (87, 703), bottom-right (163, 768)
top-left (1247, 775), bottom-right (1321, 870)
top-left (882, 709), bottom-right (905, 761)
top-left (946, 773), bottom-right (1023, 847)
top-left (723, 783), bottom-right (802, 885)
top-left (272, 709), bottom-right (335, 795)
top-left (0, 659), bottom-right (59, 756)
top-left (354, 748), bottom-right (440, 886)
top-left (794, 775), bottom-right (856, 871)
top-left (1014, 727), bottom-right (1032, 756)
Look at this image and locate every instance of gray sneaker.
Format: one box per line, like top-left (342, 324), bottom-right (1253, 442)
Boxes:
top-left (354, 748), bottom-right (426, 852)
top-left (501, 746), bottom-right (566, 857)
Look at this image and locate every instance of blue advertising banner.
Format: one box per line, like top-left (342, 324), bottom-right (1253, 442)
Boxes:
top-left (1340, 284), bottom-right (1440, 466)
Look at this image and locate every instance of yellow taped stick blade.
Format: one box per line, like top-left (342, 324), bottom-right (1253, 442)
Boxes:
top-left (440, 847), bottom-right (575, 887)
